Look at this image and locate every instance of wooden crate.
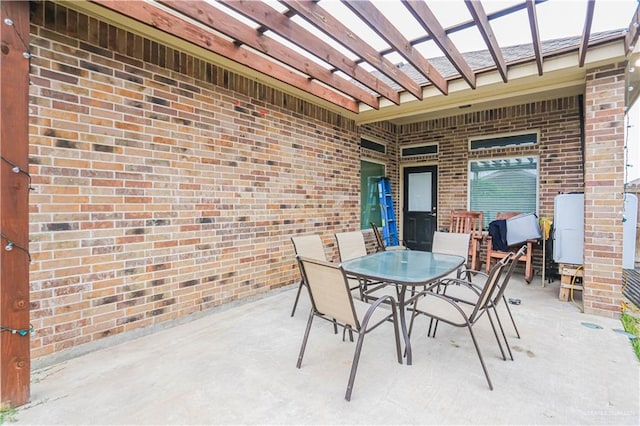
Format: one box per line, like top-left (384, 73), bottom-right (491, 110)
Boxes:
top-left (559, 264), bottom-right (583, 301)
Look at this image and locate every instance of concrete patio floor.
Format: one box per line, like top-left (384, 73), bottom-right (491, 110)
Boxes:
top-left (12, 275), bottom-right (640, 425)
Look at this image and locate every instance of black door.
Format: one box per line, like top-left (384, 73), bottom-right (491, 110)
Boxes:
top-left (403, 166), bottom-right (437, 251)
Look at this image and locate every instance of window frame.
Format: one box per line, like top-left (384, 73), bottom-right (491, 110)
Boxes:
top-left (401, 142), bottom-right (439, 157)
top-left (468, 130), bottom-right (539, 151)
top-left (360, 158), bottom-right (386, 230)
top-left (467, 155), bottom-right (540, 229)
top-left (360, 137), bottom-right (387, 154)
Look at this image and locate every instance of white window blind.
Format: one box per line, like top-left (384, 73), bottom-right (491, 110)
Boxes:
top-left (469, 157), bottom-right (538, 229)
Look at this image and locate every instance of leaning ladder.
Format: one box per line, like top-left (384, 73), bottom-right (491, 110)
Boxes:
top-left (377, 177), bottom-right (399, 247)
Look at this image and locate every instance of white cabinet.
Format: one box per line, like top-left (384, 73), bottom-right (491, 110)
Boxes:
top-left (553, 193), bottom-right (637, 268)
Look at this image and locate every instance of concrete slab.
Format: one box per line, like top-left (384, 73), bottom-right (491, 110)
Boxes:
top-left (12, 276), bottom-right (640, 425)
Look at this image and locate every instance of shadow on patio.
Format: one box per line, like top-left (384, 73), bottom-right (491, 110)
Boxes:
top-left (14, 276), bottom-right (640, 425)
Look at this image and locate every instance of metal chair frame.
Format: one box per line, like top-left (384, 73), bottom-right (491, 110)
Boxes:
top-left (407, 253), bottom-right (513, 390)
top-left (296, 256), bottom-right (402, 401)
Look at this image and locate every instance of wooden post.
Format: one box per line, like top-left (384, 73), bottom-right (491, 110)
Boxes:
top-left (0, 0), bottom-right (31, 407)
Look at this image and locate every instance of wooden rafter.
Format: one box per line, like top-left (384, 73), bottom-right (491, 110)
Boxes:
top-left (79, 0), bottom-right (629, 114)
top-left (578, 0), bottom-right (595, 68)
top-left (221, 0), bottom-right (401, 105)
top-left (465, 0), bottom-right (507, 83)
top-left (281, 0), bottom-right (424, 100)
top-left (625, 2), bottom-right (640, 56)
top-left (160, 1), bottom-right (379, 109)
top-left (89, 0), bottom-right (359, 113)
top-left (403, 0), bottom-right (476, 89)
top-left (341, 0), bottom-right (448, 95)
top-left (387, 0), bottom-right (547, 55)
top-left (526, 0), bottom-right (543, 76)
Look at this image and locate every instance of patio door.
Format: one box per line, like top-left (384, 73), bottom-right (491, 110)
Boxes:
top-left (403, 166), bottom-right (437, 251)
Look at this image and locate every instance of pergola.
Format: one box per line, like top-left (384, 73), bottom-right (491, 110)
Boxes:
top-left (67, 0), bottom-right (640, 120)
top-left (2, 0), bottom-right (640, 408)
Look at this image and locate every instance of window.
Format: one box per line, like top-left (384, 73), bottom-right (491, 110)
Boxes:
top-left (401, 143), bottom-right (438, 157)
top-left (469, 157), bottom-right (538, 229)
top-left (469, 131), bottom-right (538, 151)
top-left (360, 138), bottom-right (386, 154)
top-left (361, 160), bottom-right (385, 229)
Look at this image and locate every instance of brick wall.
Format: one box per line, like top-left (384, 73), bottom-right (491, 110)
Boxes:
top-left (397, 97), bottom-right (584, 272)
top-left (583, 62), bottom-right (627, 317)
top-left (27, 2), bottom-right (363, 359)
top-left (23, 1), bottom-right (628, 360)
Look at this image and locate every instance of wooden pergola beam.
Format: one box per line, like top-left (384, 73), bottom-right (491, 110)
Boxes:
top-left (90, 0), bottom-right (359, 113)
top-left (160, 1), bottom-right (379, 109)
top-left (342, 0), bottom-right (448, 95)
top-left (282, 0), bottom-right (424, 101)
top-left (578, 0), bottom-right (595, 68)
top-left (222, 0), bottom-right (401, 105)
top-left (465, 0), bottom-right (508, 83)
top-left (624, 2), bottom-right (640, 56)
top-left (0, 0), bottom-right (31, 408)
top-left (526, 0), bottom-right (544, 76)
top-left (404, 0), bottom-right (476, 89)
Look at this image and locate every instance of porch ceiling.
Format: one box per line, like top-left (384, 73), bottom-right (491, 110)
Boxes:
top-left (68, 1), bottom-right (640, 124)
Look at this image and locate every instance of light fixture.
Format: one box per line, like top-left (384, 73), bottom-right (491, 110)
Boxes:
top-left (5, 242), bottom-right (14, 251)
top-left (3, 18), bottom-right (13, 26)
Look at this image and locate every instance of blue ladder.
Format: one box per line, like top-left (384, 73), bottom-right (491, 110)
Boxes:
top-left (377, 177), bottom-right (399, 247)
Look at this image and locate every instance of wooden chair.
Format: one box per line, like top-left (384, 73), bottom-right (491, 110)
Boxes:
top-left (485, 212), bottom-right (537, 283)
top-left (449, 210), bottom-right (484, 271)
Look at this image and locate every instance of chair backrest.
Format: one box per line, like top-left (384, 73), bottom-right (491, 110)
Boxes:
top-left (335, 231), bottom-right (367, 261)
top-left (432, 231), bottom-right (471, 257)
top-left (370, 223), bottom-right (386, 252)
top-left (291, 234), bottom-right (327, 261)
top-left (297, 256), bottom-right (358, 328)
top-left (432, 231), bottom-right (471, 276)
top-left (469, 253), bottom-right (513, 321)
top-left (450, 210), bottom-right (483, 237)
top-left (496, 212), bottom-right (521, 221)
top-left (492, 245), bottom-right (527, 304)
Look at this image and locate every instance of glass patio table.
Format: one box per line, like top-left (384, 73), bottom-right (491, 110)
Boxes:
top-left (341, 250), bottom-right (465, 365)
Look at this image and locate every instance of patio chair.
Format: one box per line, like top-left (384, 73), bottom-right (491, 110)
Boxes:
top-left (338, 230), bottom-right (395, 302)
top-left (449, 210), bottom-right (484, 271)
top-left (416, 231), bottom-right (473, 333)
top-left (335, 230), bottom-right (368, 261)
top-left (432, 231), bottom-right (472, 280)
top-left (407, 253), bottom-right (513, 390)
top-left (438, 245), bottom-right (527, 360)
top-left (295, 256), bottom-right (402, 401)
top-left (335, 231), bottom-right (379, 297)
top-left (486, 212), bottom-right (537, 283)
top-left (370, 222), bottom-right (406, 252)
top-left (290, 234), bottom-right (327, 317)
